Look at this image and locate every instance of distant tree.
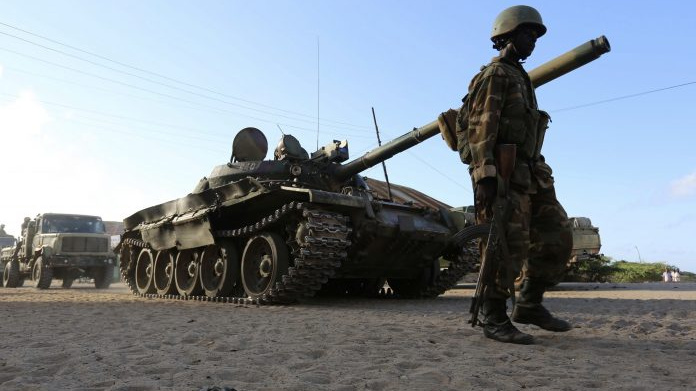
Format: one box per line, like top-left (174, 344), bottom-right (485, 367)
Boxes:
top-left (564, 255), bottom-right (694, 283)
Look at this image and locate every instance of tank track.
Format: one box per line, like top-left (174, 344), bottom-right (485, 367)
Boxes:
top-left (416, 243), bottom-right (480, 298)
top-left (414, 224), bottom-right (486, 298)
top-left (120, 202), bottom-right (351, 306)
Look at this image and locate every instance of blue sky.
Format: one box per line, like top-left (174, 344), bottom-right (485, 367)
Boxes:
top-left (0, 1), bottom-right (694, 271)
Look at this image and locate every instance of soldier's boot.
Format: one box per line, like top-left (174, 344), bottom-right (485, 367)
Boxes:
top-left (512, 278), bottom-right (572, 332)
top-left (481, 298), bottom-right (534, 345)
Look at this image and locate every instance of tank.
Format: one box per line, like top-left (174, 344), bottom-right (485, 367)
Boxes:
top-left (119, 128), bottom-right (475, 303)
top-left (118, 36), bottom-right (611, 304)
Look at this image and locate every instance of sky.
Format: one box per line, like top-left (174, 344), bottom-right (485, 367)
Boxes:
top-left (0, 1), bottom-right (694, 271)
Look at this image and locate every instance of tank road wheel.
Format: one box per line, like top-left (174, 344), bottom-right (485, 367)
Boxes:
top-left (135, 249), bottom-right (156, 294)
top-left (3, 260), bottom-right (21, 288)
top-left (153, 250), bottom-right (177, 295)
top-left (200, 242), bottom-right (241, 298)
top-left (241, 233), bottom-right (289, 301)
top-left (32, 257), bottom-right (53, 289)
top-left (175, 249), bottom-right (203, 297)
top-left (94, 265), bottom-right (114, 289)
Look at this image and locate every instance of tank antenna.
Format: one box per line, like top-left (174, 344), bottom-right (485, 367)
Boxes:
top-left (316, 36), bottom-right (320, 150)
top-left (276, 124), bottom-right (286, 135)
top-left (371, 107), bottom-right (393, 201)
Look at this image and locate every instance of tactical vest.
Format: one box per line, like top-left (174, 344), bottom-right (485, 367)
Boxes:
top-left (457, 60), bottom-right (553, 191)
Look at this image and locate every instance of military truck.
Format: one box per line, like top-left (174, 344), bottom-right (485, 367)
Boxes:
top-left (568, 217), bottom-right (602, 263)
top-left (0, 234), bottom-right (15, 251)
top-left (0, 231), bottom-right (16, 284)
top-left (1, 213), bottom-right (116, 289)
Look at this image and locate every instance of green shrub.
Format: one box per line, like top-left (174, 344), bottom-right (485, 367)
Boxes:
top-left (565, 255), bottom-right (617, 282)
top-left (608, 261), bottom-right (675, 283)
top-left (679, 272), bottom-right (696, 282)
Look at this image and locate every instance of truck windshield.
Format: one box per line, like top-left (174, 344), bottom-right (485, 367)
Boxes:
top-left (42, 216), bottom-right (106, 234)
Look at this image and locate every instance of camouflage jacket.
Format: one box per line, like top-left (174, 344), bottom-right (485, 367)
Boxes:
top-left (466, 55), bottom-right (553, 193)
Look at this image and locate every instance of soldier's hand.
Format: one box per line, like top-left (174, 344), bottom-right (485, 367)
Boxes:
top-left (475, 177), bottom-right (497, 210)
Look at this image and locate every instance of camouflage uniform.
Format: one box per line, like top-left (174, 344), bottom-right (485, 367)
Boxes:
top-left (465, 55), bottom-right (572, 300)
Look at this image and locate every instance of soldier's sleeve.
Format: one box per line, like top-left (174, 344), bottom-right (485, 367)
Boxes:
top-left (468, 68), bottom-right (508, 183)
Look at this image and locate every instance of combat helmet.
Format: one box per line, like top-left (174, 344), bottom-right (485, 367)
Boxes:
top-left (491, 5), bottom-right (546, 40)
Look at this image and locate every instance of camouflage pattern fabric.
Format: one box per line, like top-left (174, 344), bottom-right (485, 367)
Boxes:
top-left (475, 184), bottom-right (572, 299)
top-left (467, 55), bottom-right (572, 298)
top-left (465, 56), bottom-right (552, 192)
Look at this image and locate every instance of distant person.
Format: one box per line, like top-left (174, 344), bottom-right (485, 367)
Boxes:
top-left (672, 269), bottom-right (680, 282)
top-left (662, 269), bottom-right (672, 282)
top-left (20, 217), bottom-right (30, 237)
top-left (0, 224), bottom-right (6, 235)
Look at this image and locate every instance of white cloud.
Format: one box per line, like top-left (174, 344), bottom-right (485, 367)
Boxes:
top-left (0, 90), bottom-right (50, 139)
top-left (0, 91), bottom-right (160, 235)
top-left (671, 172), bottom-right (696, 197)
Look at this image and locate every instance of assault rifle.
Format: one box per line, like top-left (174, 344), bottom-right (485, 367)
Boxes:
top-left (468, 144), bottom-right (517, 327)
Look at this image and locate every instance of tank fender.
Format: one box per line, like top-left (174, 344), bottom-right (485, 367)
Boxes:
top-left (279, 186), bottom-right (368, 210)
top-left (140, 209), bottom-right (215, 251)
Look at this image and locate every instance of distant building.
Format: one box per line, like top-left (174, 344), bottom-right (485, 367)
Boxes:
top-left (104, 221), bottom-right (125, 250)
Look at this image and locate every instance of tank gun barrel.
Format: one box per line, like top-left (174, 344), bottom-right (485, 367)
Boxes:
top-left (528, 35), bottom-right (611, 88)
top-left (333, 120), bottom-right (440, 181)
top-left (334, 36), bottom-right (611, 181)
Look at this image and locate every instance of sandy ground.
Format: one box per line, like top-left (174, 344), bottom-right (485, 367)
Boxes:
top-left (0, 282), bottom-right (694, 391)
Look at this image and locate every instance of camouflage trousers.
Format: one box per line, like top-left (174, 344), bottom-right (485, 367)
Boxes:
top-left (475, 184), bottom-right (573, 300)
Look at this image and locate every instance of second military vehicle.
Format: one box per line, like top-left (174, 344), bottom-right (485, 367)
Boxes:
top-left (0, 232), bottom-right (15, 251)
top-left (118, 36), bottom-right (610, 304)
top-left (447, 206), bottom-right (603, 279)
top-left (1, 213), bottom-right (116, 289)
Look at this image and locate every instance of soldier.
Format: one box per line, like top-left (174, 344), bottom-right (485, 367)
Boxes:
top-left (462, 5), bottom-right (573, 344)
top-left (20, 217), bottom-right (30, 237)
top-left (0, 224), bottom-right (6, 235)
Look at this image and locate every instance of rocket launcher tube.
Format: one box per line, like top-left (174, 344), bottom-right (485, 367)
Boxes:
top-left (335, 36), bottom-right (611, 180)
top-left (528, 35), bottom-right (611, 88)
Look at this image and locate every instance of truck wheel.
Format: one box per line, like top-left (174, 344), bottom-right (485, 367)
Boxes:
top-left (94, 265), bottom-right (114, 289)
top-left (62, 278), bottom-right (74, 289)
top-left (32, 257), bottom-right (53, 289)
top-left (3, 260), bottom-right (21, 288)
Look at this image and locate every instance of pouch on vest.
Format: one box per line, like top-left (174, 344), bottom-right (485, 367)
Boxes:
top-left (533, 111), bottom-right (553, 189)
top-left (534, 157), bottom-right (554, 189)
top-left (455, 94), bottom-right (472, 164)
top-left (437, 108), bottom-right (458, 151)
top-left (533, 110), bottom-right (551, 159)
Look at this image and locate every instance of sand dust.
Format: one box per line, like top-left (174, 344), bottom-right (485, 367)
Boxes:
top-left (1, 282), bottom-right (694, 390)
